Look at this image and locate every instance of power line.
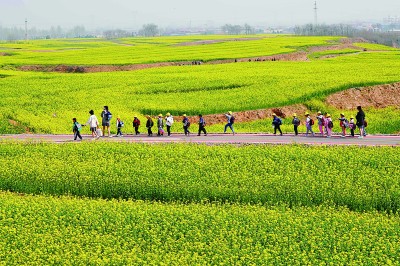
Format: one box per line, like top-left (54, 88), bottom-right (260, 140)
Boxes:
top-left (314, 1), bottom-right (318, 25)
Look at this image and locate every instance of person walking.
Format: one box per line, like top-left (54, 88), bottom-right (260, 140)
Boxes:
top-left (101, 106), bottom-right (112, 137)
top-left (292, 113), bottom-right (300, 136)
top-left (86, 110), bottom-right (99, 139)
top-left (182, 114), bottom-right (191, 136)
top-left (224, 111), bottom-right (235, 135)
top-left (146, 115), bottom-right (154, 136)
top-left (349, 116), bottom-right (356, 137)
top-left (165, 113), bottom-right (174, 137)
top-left (132, 116), bottom-right (141, 135)
top-left (197, 114), bottom-right (207, 136)
top-left (338, 113), bottom-right (348, 138)
top-left (326, 114), bottom-right (333, 138)
top-left (157, 114), bottom-right (164, 136)
top-left (316, 111), bottom-right (325, 135)
top-left (272, 113), bottom-right (283, 136)
top-left (305, 112), bottom-right (315, 137)
top-left (116, 117), bottom-right (124, 137)
top-left (72, 118), bottom-right (83, 141)
top-left (356, 106), bottom-right (365, 139)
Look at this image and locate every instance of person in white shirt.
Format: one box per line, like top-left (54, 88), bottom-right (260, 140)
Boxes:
top-left (86, 110), bottom-right (99, 138)
top-left (165, 113), bottom-right (174, 137)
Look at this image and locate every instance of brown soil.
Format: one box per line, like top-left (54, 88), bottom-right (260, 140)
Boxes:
top-left (0, 52), bottom-right (13, 56)
top-left (9, 119), bottom-right (31, 133)
top-left (326, 82), bottom-right (400, 109)
top-left (172, 104), bottom-right (308, 125)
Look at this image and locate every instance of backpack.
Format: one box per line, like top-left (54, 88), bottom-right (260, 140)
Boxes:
top-left (293, 117), bottom-right (300, 126)
top-left (106, 112), bottom-right (112, 121)
top-left (76, 122), bottom-right (82, 131)
top-left (186, 120), bottom-right (191, 127)
top-left (328, 120), bottom-right (334, 129)
top-left (120, 121), bottom-right (124, 127)
top-left (310, 118), bottom-right (314, 126)
top-left (133, 118), bottom-right (140, 126)
top-left (230, 116), bottom-right (235, 124)
top-left (363, 120), bottom-right (368, 128)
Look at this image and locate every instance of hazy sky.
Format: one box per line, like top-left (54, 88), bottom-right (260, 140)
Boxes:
top-left (1, 0), bottom-right (400, 29)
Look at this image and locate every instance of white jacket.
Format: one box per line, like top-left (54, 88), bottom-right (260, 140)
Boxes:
top-left (166, 116), bottom-right (174, 126)
top-left (86, 115), bottom-right (99, 128)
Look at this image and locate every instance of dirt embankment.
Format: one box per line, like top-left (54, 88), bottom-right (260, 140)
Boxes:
top-left (172, 104), bottom-right (308, 125)
top-left (326, 82), bottom-right (400, 109)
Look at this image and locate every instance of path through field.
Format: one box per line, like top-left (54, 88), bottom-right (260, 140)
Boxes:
top-left (1, 133), bottom-right (399, 146)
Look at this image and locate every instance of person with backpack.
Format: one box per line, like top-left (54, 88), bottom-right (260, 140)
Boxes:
top-left (157, 114), bottom-right (164, 136)
top-left (101, 106), bottom-right (112, 137)
top-left (326, 114), bottom-right (333, 138)
top-left (338, 113), bottom-right (348, 138)
top-left (363, 119), bottom-right (368, 137)
top-left (292, 113), bottom-right (300, 136)
top-left (305, 112), bottom-right (315, 137)
top-left (165, 113), bottom-right (174, 137)
top-left (349, 116), bottom-right (356, 137)
top-left (146, 115), bottom-right (154, 136)
top-left (224, 111), bottom-right (235, 135)
top-left (72, 118), bottom-right (83, 141)
top-left (182, 114), bottom-right (191, 136)
top-left (356, 106), bottom-right (365, 139)
top-left (272, 113), bottom-right (283, 136)
top-left (116, 117), bottom-right (124, 137)
top-left (132, 116), bottom-right (141, 135)
top-left (86, 110), bottom-right (99, 139)
top-left (197, 114), bottom-right (207, 136)
top-left (316, 111), bottom-right (325, 135)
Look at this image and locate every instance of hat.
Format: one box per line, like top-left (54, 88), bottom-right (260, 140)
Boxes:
top-left (134, 115), bottom-right (137, 118)
top-left (293, 113), bottom-right (297, 117)
top-left (272, 113), bottom-right (276, 116)
top-left (340, 113), bottom-right (344, 116)
top-left (166, 112), bottom-right (170, 116)
top-left (305, 112), bottom-right (309, 116)
top-left (327, 114), bottom-right (331, 117)
top-left (158, 114), bottom-right (162, 117)
top-left (317, 111), bottom-right (322, 114)
top-left (183, 114), bottom-right (186, 117)
top-left (228, 111), bottom-right (232, 115)
top-left (350, 116), bottom-right (354, 119)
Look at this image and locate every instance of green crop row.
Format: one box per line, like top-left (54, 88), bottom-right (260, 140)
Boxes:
top-left (0, 49), bottom-right (399, 134)
top-left (0, 142), bottom-right (399, 212)
top-left (0, 35), bottom-right (340, 66)
top-left (0, 192), bottom-right (399, 265)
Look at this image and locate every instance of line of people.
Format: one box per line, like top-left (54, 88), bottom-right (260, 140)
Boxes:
top-left (72, 105), bottom-right (367, 140)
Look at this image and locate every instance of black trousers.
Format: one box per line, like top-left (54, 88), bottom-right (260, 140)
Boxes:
top-left (134, 126), bottom-right (140, 135)
top-left (198, 125), bottom-right (207, 135)
top-left (294, 125), bottom-right (298, 136)
top-left (183, 126), bottom-right (190, 135)
top-left (147, 127), bottom-right (153, 136)
top-left (116, 127), bottom-right (122, 136)
top-left (274, 125), bottom-right (282, 135)
top-left (166, 125), bottom-right (171, 136)
top-left (74, 131), bottom-right (82, 140)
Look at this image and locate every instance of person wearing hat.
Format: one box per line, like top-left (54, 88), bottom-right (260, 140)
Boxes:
top-left (326, 114), bottom-right (333, 138)
top-left (224, 111), bottom-right (235, 135)
top-left (316, 111), bottom-right (325, 135)
top-left (132, 115), bottom-right (141, 135)
top-left (349, 116), bottom-right (356, 137)
top-left (292, 113), bottom-right (300, 136)
top-left (165, 112), bottom-right (174, 137)
top-left (305, 112), bottom-right (315, 137)
top-left (272, 113), bottom-right (283, 136)
top-left (146, 115), bottom-right (154, 136)
top-left (182, 114), bottom-right (191, 136)
top-left (157, 114), bottom-right (164, 136)
top-left (197, 114), bottom-right (207, 136)
top-left (338, 113), bottom-right (348, 138)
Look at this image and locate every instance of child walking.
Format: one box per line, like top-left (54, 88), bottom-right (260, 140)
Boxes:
top-left (133, 116), bottom-right (140, 135)
top-left (316, 111), bottom-right (325, 135)
top-left (182, 114), bottom-right (191, 136)
top-left (272, 113), bottom-right (283, 136)
top-left (72, 118), bottom-right (82, 141)
top-left (305, 113), bottom-right (315, 137)
top-left (338, 113), bottom-right (348, 138)
top-left (349, 116), bottom-right (356, 137)
top-left (197, 114), bottom-right (207, 136)
top-left (146, 115), bottom-right (154, 136)
top-left (116, 117), bottom-right (124, 137)
top-left (292, 113), bottom-right (300, 136)
top-left (326, 114), bottom-right (333, 138)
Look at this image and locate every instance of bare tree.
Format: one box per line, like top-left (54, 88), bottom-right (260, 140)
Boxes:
top-left (139, 24), bottom-right (159, 37)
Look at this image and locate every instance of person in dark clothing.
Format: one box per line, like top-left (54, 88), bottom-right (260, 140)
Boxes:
top-left (182, 114), bottom-right (190, 136)
top-left (355, 106), bottom-right (365, 139)
top-left (72, 118), bottom-right (82, 141)
top-left (197, 114), bottom-right (207, 136)
top-left (146, 115), bottom-right (154, 136)
top-left (272, 113), bottom-right (283, 136)
top-left (292, 113), bottom-right (300, 136)
top-left (133, 116), bottom-right (140, 135)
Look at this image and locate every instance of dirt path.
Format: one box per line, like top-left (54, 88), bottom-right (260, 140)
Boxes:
top-left (1, 133), bottom-right (399, 146)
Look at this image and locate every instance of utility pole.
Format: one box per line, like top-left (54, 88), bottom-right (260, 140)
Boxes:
top-left (25, 18), bottom-right (28, 41)
top-left (314, 1), bottom-right (318, 26)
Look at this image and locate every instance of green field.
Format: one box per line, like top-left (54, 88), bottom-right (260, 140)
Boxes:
top-left (1, 35), bottom-right (400, 264)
